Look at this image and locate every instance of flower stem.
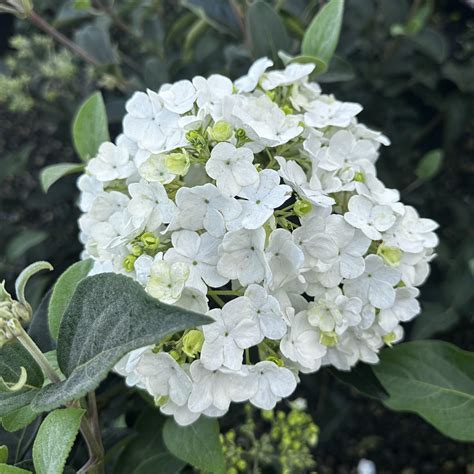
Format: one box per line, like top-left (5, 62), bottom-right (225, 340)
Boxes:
top-left (17, 327), bottom-right (104, 473)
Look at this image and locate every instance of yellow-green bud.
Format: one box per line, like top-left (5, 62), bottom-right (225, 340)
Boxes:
top-left (235, 128), bottom-right (247, 140)
top-left (169, 349), bottom-right (181, 361)
top-left (261, 409), bottom-right (274, 421)
top-left (383, 331), bottom-right (397, 346)
top-left (140, 232), bottom-right (160, 251)
top-left (294, 199), bottom-right (312, 217)
top-left (207, 120), bottom-right (233, 142)
top-left (266, 355), bottom-right (284, 367)
top-left (377, 244), bottom-right (402, 267)
top-left (354, 171), bottom-right (365, 182)
top-left (154, 395), bottom-right (169, 407)
top-left (122, 255), bottom-right (137, 272)
top-left (165, 152), bottom-right (190, 176)
top-left (281, 104), bottom-right (294, 115)
top-left (319, 331), bottom-right (338, 347)
top-left (182, 330), bottom-right (204, 358)
top-left (236, 460), bottom-right (247, 471)
top-left (131, 244), bottom-right (143, 257)
top-left (265, 90), bottom-right (276, 101)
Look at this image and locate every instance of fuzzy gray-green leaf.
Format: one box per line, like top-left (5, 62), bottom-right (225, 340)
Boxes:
top-left (32, 273), bottom-right (211, 412)
top-left (32, 408), bottom-right (85, 474)
top-left (48, 259), bottom-right (93, 340)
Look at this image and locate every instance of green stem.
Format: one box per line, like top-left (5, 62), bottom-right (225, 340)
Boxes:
top-left (16, 327), bottom-right (104, 473)
top-left (16, 327), bottom-right (61, 384)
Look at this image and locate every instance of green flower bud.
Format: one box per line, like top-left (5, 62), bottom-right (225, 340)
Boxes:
top-left (140, 232), bottom-right (160, 251)
top-left (185, 130), bottom-right (207, 149)
top-left (182, 330), bottom-right (204, 358)
top-left (131, 244), bottom-right (143, 257)
top-left (354, 171), bottom-right (365, 182)
top-left (208, 120), bottom-right (233, 142)
top-left (165, 152), bottom-right (190, 176)
top-left (266, 355), bottom-right (284, 367)
top-left (281, 104), bottom-right (294, 115)
top-left (319, 331), bottom-right (338, 347)
top-left (377, 244), bottom-right (402, 267)
top-left (235, 128), bottom-right (247, 140)
top-left (383, 331), bottom-right (397, 346)
top-left (236, 460), bottom-right (247, 471)
top-left (169, 349), bottom-right (181, 361)
top-left (293, 199), bottom-right (312, 217)
top-left (122, 255), bottom-right (137, 272)
top-left (154, 395), bottom-right (169, 407)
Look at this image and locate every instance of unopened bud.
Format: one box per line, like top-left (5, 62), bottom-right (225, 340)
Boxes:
top-left (140, 232), bottom-right (160, 251)
top-left (207, 121), bottom-right (233, 142)
top-left (182, 330), bottom-right (204, 358)
top-left (11, 302), bottom-right (30, 323)
top-left (319, 331), bottom-right (338, 347)
top-left (377, 244), bottom-right (402, 267)
top-left (122, 255), bottom-right (137, 272)
top-left (294, 199), bottom-right (312, 217)
top-left (165, 152), bottom-right (190, 175)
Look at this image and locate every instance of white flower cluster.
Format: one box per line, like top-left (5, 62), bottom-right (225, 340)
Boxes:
top-left (77, 58), bottom-right (438, 425)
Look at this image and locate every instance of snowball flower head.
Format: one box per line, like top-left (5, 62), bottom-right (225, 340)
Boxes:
top-left (78, 57), bottom-right (438, 426)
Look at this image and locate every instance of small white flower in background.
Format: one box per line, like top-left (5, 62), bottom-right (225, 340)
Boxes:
top-left (357, 459), bottom-right (377, 474)
top-left (77, 57), bottom-right (438, 425)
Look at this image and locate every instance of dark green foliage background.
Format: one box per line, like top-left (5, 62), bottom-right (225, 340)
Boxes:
top-left (0, 0), bottom-right (472, 471)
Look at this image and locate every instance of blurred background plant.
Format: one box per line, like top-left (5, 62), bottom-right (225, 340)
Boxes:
top-left (0, 0), bottom-right (473, 471)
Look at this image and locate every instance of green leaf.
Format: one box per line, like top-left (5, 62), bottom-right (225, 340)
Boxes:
top-left (72, 92), bottom-right (109, 162)
top-left (0, 341), bottom-right (44, 416)
top-left (48, 260), bottom-right (93, 340)
top-left (32, 273), bottom-right (211, 412)
top-left (6, 231), bottom-right (48, 262)
top-left (115, 409), bottom-right (185, 474)
top-left (302, 0), bottom-right (344, 64)
top-left (330, 363), bottom-right (388, 400)
top-left (40, 163), bottom-right (85, 193)
top-left (0, 465), bottom-right (32, 473)
top-left (317, 55), bottom-right (354, 83)
top-left (415, 149), bottom-right (443, 180)
top-left (1, 405), bottom-right (38, 432)
top-left (278, 51), bottom-right (327, 75)
top-left (32, 408), bottom-right (85, 474)
top-left (246, 1), bottom-right (291, 61)
top-left (0, 446), bottom-right (8, 464)
top-left (163, 417), bottom-right (225, 473)
top-left (373, 341), bottom-right (474, 442)
top-left (15, 261), bottom-right (53, 309)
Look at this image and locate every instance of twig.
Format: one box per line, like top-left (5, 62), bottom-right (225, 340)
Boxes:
top-left (26, 10), bottom-right (101, 67)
